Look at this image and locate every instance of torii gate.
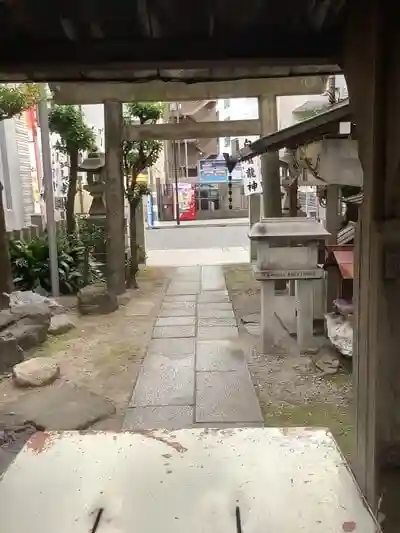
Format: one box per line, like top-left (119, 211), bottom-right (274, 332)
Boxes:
top-left (92, 76), bottom-right (326, 294)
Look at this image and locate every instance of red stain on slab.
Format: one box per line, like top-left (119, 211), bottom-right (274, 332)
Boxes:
top-left (342, 521), bottom-right (356, 532)
top-left (26, 431), bottom-right (57, 454)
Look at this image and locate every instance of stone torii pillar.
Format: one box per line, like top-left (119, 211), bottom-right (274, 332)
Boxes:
top-left (258, 95), bottom-right (281, 220)
top-left (344, 0), bottom-right (400, 515)
top-left (104, 101), bottom-right (126, 295)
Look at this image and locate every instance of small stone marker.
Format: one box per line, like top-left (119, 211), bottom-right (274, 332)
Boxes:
top-left (48, 314), bottom-right (75, 336)
top-left (12, 358), bottom-right (60, 388)
top-left (77, 284), bottom-right (118, 315)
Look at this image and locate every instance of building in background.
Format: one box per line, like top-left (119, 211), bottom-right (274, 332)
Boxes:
top-left (163, 100), bottom-right (218, 183)
top-left (217, 75), bottom-right (349, 222)
top-left (161, 100), bottom-right (224, 220)
top-left (0, 113), bottom-right (37, 231)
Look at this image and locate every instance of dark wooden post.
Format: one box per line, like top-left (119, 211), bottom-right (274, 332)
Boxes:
top-left (344, 0), bottom-right (400, 514)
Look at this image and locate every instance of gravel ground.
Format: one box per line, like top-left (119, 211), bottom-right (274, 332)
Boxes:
top-left (223, 263), bottom-right (353, 459)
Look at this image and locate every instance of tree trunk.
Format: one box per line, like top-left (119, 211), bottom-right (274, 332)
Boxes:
top-left (66, 149), bottom-right (78, 235)
top-left (128, 201), bottom-right (138, 288)
top-left (0, 188), bottom-right (13, 308)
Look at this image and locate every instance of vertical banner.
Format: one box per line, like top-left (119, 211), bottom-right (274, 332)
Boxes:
top-left (178, 183), bottom-right (196, 221)
top-left (24, 107), bottom-right (42, 214)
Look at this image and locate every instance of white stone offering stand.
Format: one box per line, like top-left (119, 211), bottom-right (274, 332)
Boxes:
top-left (249, 217), bottom-right (330, 352)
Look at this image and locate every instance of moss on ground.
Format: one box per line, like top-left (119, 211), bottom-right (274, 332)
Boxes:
top-left (224, 262), bottom-right (354, 460)
top-left (262, 401), bottom-right (353, 459)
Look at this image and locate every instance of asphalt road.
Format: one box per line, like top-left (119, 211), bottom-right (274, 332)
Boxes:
top-left (145, 224), bottom-right (249, 251)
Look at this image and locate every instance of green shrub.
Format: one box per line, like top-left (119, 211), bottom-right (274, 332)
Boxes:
top-left (9, 230), bottom-right (104, 295)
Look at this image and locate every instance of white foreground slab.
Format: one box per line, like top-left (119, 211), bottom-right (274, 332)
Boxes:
top-left (0, 428), bottom-right (380, 532)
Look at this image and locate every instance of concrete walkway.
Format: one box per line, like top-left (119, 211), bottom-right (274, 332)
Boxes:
top-left (123, 265), bottom-right (263, 430)
top-left (152, 218), bottom-right (249, 228)
top-left (147, 247), bottom-right (248, 266)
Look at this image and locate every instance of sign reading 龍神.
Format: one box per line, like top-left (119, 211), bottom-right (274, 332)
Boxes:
top-left (241, 141), bottom-right (262, 196)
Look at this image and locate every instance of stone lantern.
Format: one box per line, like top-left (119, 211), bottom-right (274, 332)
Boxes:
top-left (78, 152), bottom-right (107, 268)
top-left (79, 152), bottom-right (106, 216)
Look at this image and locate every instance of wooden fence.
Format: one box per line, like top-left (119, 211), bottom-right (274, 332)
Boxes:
top-left (6, 219), bottom-right (67, 242)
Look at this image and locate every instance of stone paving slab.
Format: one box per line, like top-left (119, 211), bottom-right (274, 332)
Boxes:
top-left (159, 307), bottom-right (196, 317)
top-left (201, 266), bottom-right (226, 291)
top-left (174, 266), bottom-right (201, 280)
top-left (197, 326), bottom-right (239, 340)
top-left (198, 317), bottom-right (237, 327)
top-left (124, 264), bottom-right (262, 431)
top-left (159, 301), bottom-right (196, 317)
top-left (164, 295), bottom-right (197, 303)
top-left (197, 302), bottom-right (232, 311)
top-left (197, 291), bottom-right (230, 303)
top-left (123, 405), bottom-right (193, 430)
top-left (196, 340), bottom-right (247, 372)
top-left (156, 317), bottom-right (196, 327)
top-left (197, 308), bottom-right (235, 319)
top-left (161, 301), bottom-right (196, 310)
top-left (152, 325), bottom-right (196, 339)
top-left (195, 371), bottom-right (263, 423)
top-left (146, 338), bottom-right (195, 358)
top-left (167, 282), bottom-right (201, 295)
top-left (143, 352), bottom-right (194, 371)
top-left (131, 364), bottom-right (195, 407)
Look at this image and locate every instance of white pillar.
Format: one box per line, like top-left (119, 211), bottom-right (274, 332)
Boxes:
top-left (295, 280), bottom-right (314, 351)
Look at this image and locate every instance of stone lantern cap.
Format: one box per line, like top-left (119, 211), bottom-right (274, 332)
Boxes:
top-left (78, 152), bottom-right (105, 172)
top-left (249, 217), bottom-right (330, 243)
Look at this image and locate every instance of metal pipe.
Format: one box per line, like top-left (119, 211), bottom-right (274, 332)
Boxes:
top-left (184, 139), bottom-right (189, 179)
top-left (172, 103), bottom-right (180, 225)
top-left (38, 84), bottom-right (59, 296)
top-left (172, 137), bottom-right (180, 225)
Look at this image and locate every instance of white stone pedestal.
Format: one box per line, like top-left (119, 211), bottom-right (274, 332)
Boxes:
top-left (249, 218), bottom-right (330, 354)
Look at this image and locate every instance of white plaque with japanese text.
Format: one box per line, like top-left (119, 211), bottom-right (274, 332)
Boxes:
top-left (242, 156), bottom-right (262, 196)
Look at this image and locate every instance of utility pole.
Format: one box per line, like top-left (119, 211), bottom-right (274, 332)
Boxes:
top-left (38, 83), bottom-right (59, 297)
top-left (172, 136), bottom-right (180, 225)
top-left (171, 103), bottom-right (180, 225)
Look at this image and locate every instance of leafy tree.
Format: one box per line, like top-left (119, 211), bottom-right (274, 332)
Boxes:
top-left (0, 84), bottom-right (40, 121)
top-left (0, 83), bottom-right (41, 308)
top-left (123, 102), bottom-right (163, 287)
top-left (49, 105), bottom-right (96, 235)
